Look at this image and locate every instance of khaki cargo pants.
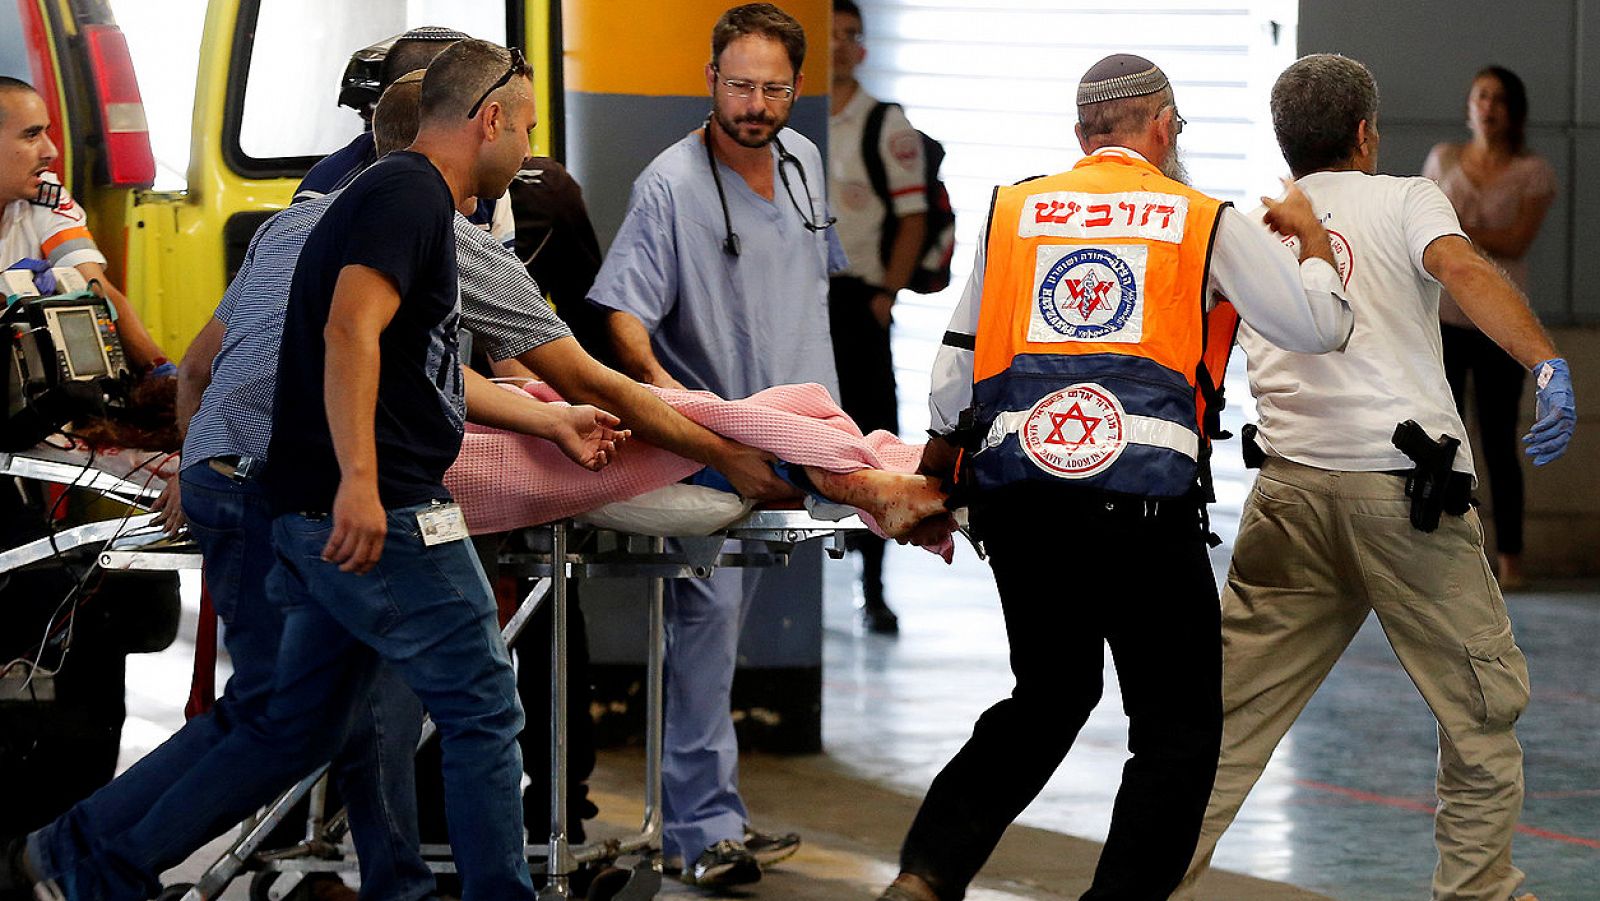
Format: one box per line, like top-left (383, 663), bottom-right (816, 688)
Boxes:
top-left (1175, 457), bottom-right (1530, 901)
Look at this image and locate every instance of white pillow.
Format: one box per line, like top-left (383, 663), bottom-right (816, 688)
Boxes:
top-left (576, 483), bottom-right (754, 536)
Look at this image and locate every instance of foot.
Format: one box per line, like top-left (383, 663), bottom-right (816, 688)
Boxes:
top-left (742, 825), bottom-right (801, 868)
top-left (861, 600), bottom-right (899, 635)
top-left (802, 468), bottom-right (950, 540)
top-left (681, 839), bottom-right (760, 888)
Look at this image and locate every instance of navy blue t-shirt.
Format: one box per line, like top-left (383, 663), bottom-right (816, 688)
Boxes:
top-left (267, 151), bottom-right (464, 515)
top-left (298, 131), bottom-right (498, 229)
top-left (298, 131), bottom-right (377, 196)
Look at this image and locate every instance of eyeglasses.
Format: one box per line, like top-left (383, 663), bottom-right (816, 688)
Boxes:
top-left (713, 66), bottom-right (795, 103)
top-left (466, 46), bottom-right (531, 119)
top-left (1156, 104), bottom-right (1187, 136)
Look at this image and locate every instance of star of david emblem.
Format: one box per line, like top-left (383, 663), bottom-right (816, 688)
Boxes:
top-left (1064, 268), bottom-right (1115, 319)
top-left (1042, 402), bottom-right (1102, 448)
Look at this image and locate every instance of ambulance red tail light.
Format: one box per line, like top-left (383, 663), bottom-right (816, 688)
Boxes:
top-left (83, 25), bottom-right (155, 187)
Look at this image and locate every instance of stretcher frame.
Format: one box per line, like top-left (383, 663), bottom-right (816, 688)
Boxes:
top-left (3, 448), bottom-right (863, 899)
top-left (143, 515), bottom-right (856, 900)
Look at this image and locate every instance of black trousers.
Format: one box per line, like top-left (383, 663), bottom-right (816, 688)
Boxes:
top-left (1442, 324), bottom-right (1526, 555)
top-left (899, 487), bottom-right (1223, 901)
top-left (829, 275), bottom-right (899, 597)
top-left (828, 275), bottom-right (899, 437)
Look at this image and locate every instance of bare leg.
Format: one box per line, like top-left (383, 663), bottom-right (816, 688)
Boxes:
top-left (800, 467), bottom-right (948, 540)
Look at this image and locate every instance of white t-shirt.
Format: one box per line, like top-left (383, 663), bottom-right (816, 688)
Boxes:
top-left (1239, 169), bottom-right (1476, 476)
top-left (0, 176), bottom-right (107, 271)
top-left (828, 86), bottom-right (927, 287)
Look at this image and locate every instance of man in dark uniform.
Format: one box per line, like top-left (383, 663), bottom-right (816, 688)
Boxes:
top-left (876, 54), bottom-right (1354, 901)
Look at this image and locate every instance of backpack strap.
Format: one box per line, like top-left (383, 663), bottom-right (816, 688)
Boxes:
top-left (861, 100), bottom-right (894, 209)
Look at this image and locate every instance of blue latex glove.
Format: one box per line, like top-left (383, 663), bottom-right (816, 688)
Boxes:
top-left (1524, 358), bottom-right (1575, 465)
top-left (147, 361), bottom-right (178, 380)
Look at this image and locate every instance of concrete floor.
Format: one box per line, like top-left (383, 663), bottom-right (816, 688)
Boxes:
top-left (133, 545), bottom-right (1600, 899)
top-left (121, 369), bottom-right (1599, 897)
top-left (822, 537), bottom-right (1600, 901)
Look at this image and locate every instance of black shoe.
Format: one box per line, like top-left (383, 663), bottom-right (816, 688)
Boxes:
top-left (742, 825), bottom-right (801, 868)
top-left (861, 600), bottom-right (899, 635)
top-left (0, 838), bottom-right (60, 901)
top-left (681, 839), bottom-right (760, 888)
top-left (0, 838), bottom-right (25, 894)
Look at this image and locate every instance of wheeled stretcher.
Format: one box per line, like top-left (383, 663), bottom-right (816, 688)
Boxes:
top-left (135, 513), bottom-right (859, 901)
top-left (1, 446), bottom-right (864, 901)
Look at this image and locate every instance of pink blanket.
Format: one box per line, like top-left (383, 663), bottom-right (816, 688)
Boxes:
top-left (445, 382), bottom-right (926, 535)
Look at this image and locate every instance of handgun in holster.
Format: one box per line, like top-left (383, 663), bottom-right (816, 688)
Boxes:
top-left (1240, 423), bottom-right (1267, 470)
top-left (1390, 420), bottom-right (1473, 533)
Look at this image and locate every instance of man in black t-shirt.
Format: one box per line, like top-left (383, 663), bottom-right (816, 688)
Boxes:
top-left (263, 40), bottom-right (550, 899)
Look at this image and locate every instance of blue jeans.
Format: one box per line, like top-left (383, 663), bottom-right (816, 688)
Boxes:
top-left (265, 507), bottom-right (534, 900)
top-left (28, 466), bottom-right (433, 901)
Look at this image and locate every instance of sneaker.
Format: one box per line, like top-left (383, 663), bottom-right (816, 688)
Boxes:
top-left (681, 839), bottom-right (760, 888)
top-left (742, 825), bottom-right (801, 868)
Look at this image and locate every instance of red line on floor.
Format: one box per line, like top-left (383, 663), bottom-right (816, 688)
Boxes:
top-left (1292, 779), bottom-right (1600, 850)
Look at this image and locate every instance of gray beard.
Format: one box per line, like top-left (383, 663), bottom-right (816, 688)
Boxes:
top-left (1160, 147), bottom-right (1190, 185)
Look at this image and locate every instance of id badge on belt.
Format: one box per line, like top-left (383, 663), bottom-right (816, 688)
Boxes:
top-left (416, 503), bottom-right (469, 546)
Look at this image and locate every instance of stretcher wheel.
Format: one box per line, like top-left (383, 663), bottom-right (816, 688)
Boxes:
top-left (585, 861), bottom-right (662, 901)
top-left (155, 884), bottom-right (194, 901)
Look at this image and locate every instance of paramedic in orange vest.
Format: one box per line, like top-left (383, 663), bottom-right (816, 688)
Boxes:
top-left (875, 54), bottom-right (1355, 901)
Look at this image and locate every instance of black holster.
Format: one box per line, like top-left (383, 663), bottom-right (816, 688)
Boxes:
top-left (1240, 423), bottom-right (1267, 470)
top-left (1391, 420), bottom-right (1473, 532)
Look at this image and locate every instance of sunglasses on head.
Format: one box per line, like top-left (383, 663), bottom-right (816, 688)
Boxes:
top-left (466, 47), bottom-right (530, 119)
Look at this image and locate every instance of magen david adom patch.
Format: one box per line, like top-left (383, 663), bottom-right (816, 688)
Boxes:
top-left (1028, 244), bottom-right (1147, 344)
top-left (1019, 383), bottom-right (1128, 478)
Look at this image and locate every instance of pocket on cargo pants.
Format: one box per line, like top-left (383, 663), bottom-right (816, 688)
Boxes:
top-left (1463, 620), bottom-right (1530, 729)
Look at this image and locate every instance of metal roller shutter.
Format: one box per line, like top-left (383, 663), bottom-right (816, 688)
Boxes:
top-left (848, 0), bottom-right (1298, 433)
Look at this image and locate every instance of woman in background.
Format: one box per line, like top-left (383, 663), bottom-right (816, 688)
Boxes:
top-left (1423, 65), bottom-right (1557, 589)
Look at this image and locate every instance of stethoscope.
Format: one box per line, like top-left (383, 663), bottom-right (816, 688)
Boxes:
top-left (704, 114), bottom-right (836, 257)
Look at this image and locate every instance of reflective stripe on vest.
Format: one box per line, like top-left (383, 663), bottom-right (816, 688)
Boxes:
top-left (964, 151), bottom-right (1229, 498)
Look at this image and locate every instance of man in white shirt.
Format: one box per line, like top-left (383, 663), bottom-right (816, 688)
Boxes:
top-left (1176, 54), bottom-right (1573, 901)
top-left (0, 77), bottom-right (166, 371)
top-left (827, 0), bottom-right (926, 632)
top-left (877, 53), bottom-right (1352, 901)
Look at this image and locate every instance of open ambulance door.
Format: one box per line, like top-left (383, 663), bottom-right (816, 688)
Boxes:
top-left (125, 0), bottom-right (554, 359)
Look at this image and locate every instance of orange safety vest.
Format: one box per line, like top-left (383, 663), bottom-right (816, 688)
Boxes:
top-left (961, 150), bottom-right (1240, 499)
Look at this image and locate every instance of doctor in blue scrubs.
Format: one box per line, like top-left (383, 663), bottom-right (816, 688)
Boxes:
top-left (587, 2), bottom-right (844, 890)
